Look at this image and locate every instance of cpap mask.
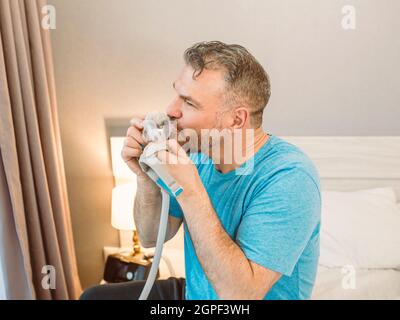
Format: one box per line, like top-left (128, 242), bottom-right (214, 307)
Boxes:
top-left (137, 112), bottom-right (183, 300)
top-left (139, 113), bottom-right (183, 197)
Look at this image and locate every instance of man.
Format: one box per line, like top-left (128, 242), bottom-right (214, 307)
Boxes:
top-left (81, 41), bottom-right (321, 300)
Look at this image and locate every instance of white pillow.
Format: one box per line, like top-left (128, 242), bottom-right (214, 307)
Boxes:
top-left (319, 188), bottom-right (400, 269)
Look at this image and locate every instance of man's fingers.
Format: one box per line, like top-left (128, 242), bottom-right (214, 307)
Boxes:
top-left (124, 135), bottom-right (142, 149)
top-left (129, 115), bottom-right (145, 129)
top-left (121, 146), bottom-right (141, 160)
top-left (156, 150), bottom-right (190, 165)
top-left (126, 126), bottom-right (145, 145)
top-left (167, 139), bottom-right (187, 158)
top-left (157, 149), bottom-right (179, 164)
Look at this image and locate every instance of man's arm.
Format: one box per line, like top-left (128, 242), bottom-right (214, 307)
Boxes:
top-left (121, 116), bottom-right (182, 247)
top-left (177, 185), bottom-right (281, 300)
top-left (155, 139), bottom-right (281, 299)
top-left (134, 176), bottom-right (182, 248)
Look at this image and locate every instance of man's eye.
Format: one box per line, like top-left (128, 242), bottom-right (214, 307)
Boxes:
top-left (185, 100), bottom-right (195, 107)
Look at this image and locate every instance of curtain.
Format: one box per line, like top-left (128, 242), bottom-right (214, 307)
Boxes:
top-left (0, 0), bottom-right (82, 299)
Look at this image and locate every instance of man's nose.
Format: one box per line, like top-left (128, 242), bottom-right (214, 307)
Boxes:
top-left (166, 97), bottom-right (182, 120)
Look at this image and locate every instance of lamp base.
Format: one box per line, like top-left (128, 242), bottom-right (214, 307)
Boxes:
top-left (112, 251), bottom-right (150, 266)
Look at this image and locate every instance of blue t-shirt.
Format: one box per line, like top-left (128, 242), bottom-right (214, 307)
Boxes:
top-left (169, 134), bottom-right (321, 300)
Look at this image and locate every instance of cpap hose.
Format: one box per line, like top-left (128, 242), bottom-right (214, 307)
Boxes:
top-left (138, 188), bottom-right (170, 300)
top-left (137, 112), bottom-right (180, 300)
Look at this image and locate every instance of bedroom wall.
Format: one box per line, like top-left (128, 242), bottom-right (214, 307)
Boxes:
top-left (48, 0), bottom-right (400, 288)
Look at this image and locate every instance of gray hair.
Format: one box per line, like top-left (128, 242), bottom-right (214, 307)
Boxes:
top-left (183, 41), bottom-right (271, 128)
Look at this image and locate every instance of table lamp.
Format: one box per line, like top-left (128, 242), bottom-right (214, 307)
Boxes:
top-left (104, 137), bottom-right (154, 282)
top-left (111, 182), bottom-right (145, 263)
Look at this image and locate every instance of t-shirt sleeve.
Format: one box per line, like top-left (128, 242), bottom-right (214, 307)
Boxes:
top-left (235, 168), bottom-right (321, 276)
top-left (169, 195), bottom-right (183, 219)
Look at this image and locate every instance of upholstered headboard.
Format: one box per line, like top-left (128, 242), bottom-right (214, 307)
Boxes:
top-left (283, 136), bottom-right (400, 200)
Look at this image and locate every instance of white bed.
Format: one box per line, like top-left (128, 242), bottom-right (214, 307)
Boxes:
top-left (286, 137), bottom-right (400, 300)
top-left (312, 266), bottom-right (400, 300)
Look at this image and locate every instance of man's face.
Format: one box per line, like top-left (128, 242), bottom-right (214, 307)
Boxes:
top-left (166, 64), bottom-right (231, 152)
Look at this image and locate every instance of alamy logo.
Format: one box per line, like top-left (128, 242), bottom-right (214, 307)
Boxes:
top-left (341, 5), bottom-right (356, 30)
top-left (341, 265), bottom-right (356, 290)
top-left (41, 5), bottom-right (56, 30)
top-left (41, 265), bottom-right (56, 290)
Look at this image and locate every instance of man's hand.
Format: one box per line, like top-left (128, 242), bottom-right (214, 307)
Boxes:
top-left (121, 115), bottom-right (148, 179)
top-left (156, 139), bottom-right (204, 198)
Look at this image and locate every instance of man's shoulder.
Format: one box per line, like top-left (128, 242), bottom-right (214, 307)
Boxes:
top-left (263, 135), bottom-right (312, 165)
top-left (255, 135), bottom-right (320, 189)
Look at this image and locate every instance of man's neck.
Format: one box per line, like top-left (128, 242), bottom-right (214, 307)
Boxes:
top-left (212, 128), bottom-right (269, 174)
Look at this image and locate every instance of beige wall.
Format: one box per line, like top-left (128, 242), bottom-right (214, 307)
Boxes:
top-left (49, 0), bottom-right (400, 288)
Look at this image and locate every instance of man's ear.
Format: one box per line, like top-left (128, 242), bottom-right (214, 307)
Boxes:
top-left (231, 107), bottom-right (249, 129)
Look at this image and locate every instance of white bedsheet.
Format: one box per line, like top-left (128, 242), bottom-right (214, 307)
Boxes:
top-left (312, 266), bottom-right (400, 300)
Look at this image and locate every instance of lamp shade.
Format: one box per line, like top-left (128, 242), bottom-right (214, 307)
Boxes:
top-left (110, 137), bottom-right (136, 180)
top-left (111, 182), bottom-right (137, 231)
